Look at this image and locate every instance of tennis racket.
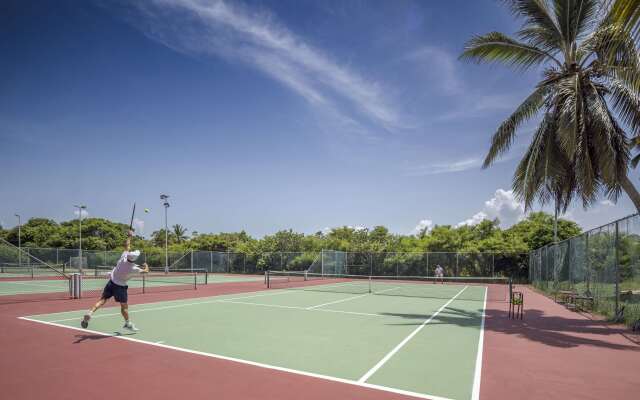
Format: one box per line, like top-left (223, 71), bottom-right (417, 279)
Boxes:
top-left (129, 202), bottom-right (136, 232)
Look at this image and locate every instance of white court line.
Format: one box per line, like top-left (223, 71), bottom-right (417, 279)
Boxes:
top-left (220, 299), bottom-right (381, 317)
top-left (471, 287), bottom-right (488, 400)
top-left (358, 285), bottom-right (469, 383)
top-left (306, 285), bottom-right (401, 310)
top-left (306, 293), bottom-right (370, 310)
top-left (32, 289), bottom-right (301, 323)
top-left (18, 316), bottom-right (454, 400)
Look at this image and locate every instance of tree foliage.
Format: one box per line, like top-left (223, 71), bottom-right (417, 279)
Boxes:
top-left (2, 213), bottom-right (581, 256)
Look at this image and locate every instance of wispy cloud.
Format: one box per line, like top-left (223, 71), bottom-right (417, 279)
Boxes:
top-left (124, 0), bottom-right (403, 134)
top-left (404, 157), bottom-right (482, 176)
top-left (404, 46), bottom-right (463, 95)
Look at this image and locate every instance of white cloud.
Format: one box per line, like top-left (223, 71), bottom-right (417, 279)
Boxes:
top-left (457, 189), bottom-right (525, 228)
top-left (404, 158), bottom-right (482, 176)
top-left (127, 0), bottom-right (402, 133)
top-left (456, 212), bottom-right (489, 228)
top-left (410, 219), bottom-right (434, 235)
top-left (73, 209), bottom-right (89, 218)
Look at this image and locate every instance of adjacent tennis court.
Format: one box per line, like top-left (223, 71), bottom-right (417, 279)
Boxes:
top-left (0, 271), bottom-right (263, 296)
top-left (19, 276), bottom-right (499, 400)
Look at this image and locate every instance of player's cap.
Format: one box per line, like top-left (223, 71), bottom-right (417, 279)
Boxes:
top-left (127, 250), bottom-right (141, 262)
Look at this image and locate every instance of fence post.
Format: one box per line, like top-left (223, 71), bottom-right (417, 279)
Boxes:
top-left (491, 253), bottom-right (495, 277)
top-left (614, 221), bottom-right (620, 316)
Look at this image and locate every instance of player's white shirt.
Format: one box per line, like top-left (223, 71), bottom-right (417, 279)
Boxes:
top-left (110, 252), bottom-right (143, 286)
top-left (435, 266), bottom-right (444, 277)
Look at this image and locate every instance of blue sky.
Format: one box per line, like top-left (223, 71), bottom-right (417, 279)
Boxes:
top-left (1, 0), bottom-right (637, 238)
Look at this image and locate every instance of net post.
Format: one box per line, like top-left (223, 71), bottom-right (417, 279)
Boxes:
top-left (142, 273), bottom-right (147, 294)
top-left (368, 275), bottom-right (372, 294)
top-left (266, 270), bottom-right (271, 288)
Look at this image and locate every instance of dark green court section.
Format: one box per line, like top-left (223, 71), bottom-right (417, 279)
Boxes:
top-left (0, 274), bottom-right (263, 296)
top-left (25, 284), bottom-right (486, 400)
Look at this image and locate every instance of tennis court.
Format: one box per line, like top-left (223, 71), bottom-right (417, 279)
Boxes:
top-left (0, 270), bottom-right (263, 297)
top-left (19, 275), bottom-right (502, 400)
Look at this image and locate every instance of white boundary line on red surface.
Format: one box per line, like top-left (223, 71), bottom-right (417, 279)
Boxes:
top-left (18, 316), bottom-right (455, 400)
top-left (471, 287), bottom-right (488, 400)
top-left (357, 285), bottom-right (469, 383)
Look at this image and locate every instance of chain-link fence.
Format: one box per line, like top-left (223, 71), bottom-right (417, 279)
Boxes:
top-left (530, 213), bottom-right (640, 328)
top-left (0, 238), bottom-right (71, 303)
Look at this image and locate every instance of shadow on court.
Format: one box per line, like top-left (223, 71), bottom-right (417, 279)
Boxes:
top-left (378, 297), bottom-right (639, 351)
top-left (73, 332), bottom-right (136, 344)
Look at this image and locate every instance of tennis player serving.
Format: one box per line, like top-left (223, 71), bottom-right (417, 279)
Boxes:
top-left (81, 230), bottom-right (149, 331)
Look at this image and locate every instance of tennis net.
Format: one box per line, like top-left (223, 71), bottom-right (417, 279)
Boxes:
top-left (267, 271), bottom-right (510, 302)
top-left (77, 267), bottom-right (208, 298)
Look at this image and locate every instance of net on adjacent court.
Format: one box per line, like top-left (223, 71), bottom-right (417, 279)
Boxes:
top-left (267, 271), bottom-right (510, 302)
top-left (78, 267), bottom-right (208, 298)
top-left (0, 238), bottom-right (71, 303)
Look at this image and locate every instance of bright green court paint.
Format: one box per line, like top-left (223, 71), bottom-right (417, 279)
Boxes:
top-left (0, 274), bottom-right (262, 296)
top-left (23, 283), bottom-right (486, 400)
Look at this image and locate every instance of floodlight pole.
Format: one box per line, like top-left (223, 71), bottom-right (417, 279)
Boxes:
top-left (74, 205), bottom-right (86, 268)
top-left (15, 214), bottom-right (21, 266)
top-left (161, 194), bottom-right (170, 273)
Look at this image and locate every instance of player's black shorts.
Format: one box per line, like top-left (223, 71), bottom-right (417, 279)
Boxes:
top-left (101, 280), bottom-right (128, 303)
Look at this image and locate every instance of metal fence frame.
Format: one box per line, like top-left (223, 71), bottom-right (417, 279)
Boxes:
top-left (529, 213), bottom-right (640, 326)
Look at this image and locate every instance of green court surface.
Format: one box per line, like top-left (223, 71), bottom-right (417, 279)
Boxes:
top-left (21, 281), bottom-right (487, 400)
top-left (0, 274), bottom-right (263, 296)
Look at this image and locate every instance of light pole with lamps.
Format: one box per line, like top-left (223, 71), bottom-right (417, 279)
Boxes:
top-left (160, 194), bottom-right (170, 273)
top-left (73, 205), bottom-right (87, 270)
top-left (14, 214), bottom-right (21, 266)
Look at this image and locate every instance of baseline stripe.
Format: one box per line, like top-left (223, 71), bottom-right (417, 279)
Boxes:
top-left (18, 316), bottom-right (454, 400)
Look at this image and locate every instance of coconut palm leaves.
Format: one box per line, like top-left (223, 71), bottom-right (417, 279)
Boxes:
top-left (461, 0), bottom-right (640, 211)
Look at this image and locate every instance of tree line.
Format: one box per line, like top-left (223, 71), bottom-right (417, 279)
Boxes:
top-left (0, 212), bottom-right (581, 257)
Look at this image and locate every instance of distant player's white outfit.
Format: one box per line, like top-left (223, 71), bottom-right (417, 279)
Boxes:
top-left (434, 266), bottom-right (444, 284)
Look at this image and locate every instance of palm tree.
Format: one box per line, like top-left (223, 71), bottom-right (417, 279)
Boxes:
top-left (460, 0), bottom-right (640, 213)
top-left (172, 224), bottom-right (188, 243)
top-left (609, 0), bottom-right (640, 40)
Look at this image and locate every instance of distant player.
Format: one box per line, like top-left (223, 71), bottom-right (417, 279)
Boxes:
top-left (81, 230), bottom-right (149, 331)
top-left (434, 264), bottom-right (445, 284)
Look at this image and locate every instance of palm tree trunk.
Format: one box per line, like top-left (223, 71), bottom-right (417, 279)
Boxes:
top-left (621, 174), bottom-right (640, 212)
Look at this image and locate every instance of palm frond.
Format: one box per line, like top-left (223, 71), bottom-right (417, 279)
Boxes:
top-left (609, 0), bottom-right (640, 40)
top-left (552, 0), bottom-right (599, 45)
top-left (483, 85), bottom-right (548, 167)
top-left (503, 0), bottom-right (566, 48)
top-left (460, 32), bottom-right (562, 69)
top-left (608, 78), bottom-right (640, 136)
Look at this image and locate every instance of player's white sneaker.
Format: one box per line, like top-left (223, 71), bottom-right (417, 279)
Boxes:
top-left (123, 321), bottom-right (139, 332)
top-left (81, 314), bottom-right (91, 329)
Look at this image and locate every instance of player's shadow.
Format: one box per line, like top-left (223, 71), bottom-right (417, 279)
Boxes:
top-left (73, 334), bottom-right (112, 343)
top-left (73, 331), bottom-right (135, 343)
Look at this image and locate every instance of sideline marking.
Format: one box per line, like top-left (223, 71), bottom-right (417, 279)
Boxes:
top-left (358, 285), bottom-right (469, 383)
top-left (471, 287), bottom-right (488, 400)
top-left (25, 289), bottom-right (300, 322)
top-left (18, 316), bottom-right (454, 400)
